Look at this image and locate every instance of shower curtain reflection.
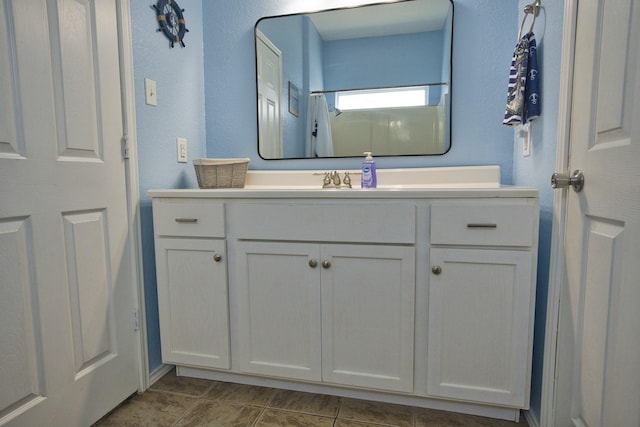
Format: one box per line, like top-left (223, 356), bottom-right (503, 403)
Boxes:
top-left (305, 94), bottom-right (334, 157)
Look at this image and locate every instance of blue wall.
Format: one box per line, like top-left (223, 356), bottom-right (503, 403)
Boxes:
top-left (512, 1), bottom-right (564, 423)
top-left (323, 31), bottom-right (443, 89)
top-left (323, 31), bottom-right (444, 105)
top-left (130, 0), bottom-right (206, 373)
top-left (306, 17), bottom-right (325, 93)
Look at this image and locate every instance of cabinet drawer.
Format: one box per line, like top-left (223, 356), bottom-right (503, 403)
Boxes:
top-left (230, 202), bottom-right (416, 244)
top-left (153, 198), bottom-right (225, 237)
top-left (430, 202), bottom-right (535, 247)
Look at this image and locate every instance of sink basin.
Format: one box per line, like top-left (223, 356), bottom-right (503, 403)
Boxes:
top-left (242, 166), bottom-right (501, 190)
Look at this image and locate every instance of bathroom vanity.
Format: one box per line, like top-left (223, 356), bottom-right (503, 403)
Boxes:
top-left (148, 166), bottom-right (539, 421)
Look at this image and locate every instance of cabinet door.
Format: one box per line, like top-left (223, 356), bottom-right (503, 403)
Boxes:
top-left (427, 248), bottom-right (533, 407)
top-left (235, 241), bottom-right (322, 381)
top-left (155, 238), bottom-right (230, 369)
top-left (321, 244), bottom-right (416, 392)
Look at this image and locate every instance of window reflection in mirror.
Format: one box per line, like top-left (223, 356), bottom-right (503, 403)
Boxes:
top-left (255, 0), bottom-right (453, 160)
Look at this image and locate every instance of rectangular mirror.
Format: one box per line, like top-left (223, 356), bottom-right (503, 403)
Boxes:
top-left (255, 0), bottom-right (453, 160)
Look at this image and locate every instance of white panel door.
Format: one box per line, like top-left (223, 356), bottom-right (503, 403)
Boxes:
top-left (321, 244), bottom-right (415, 392)
top-left (553, 0), bottom-right (640, 425)
top-left (0, 1), bottom-right (138, 425)
top-left (427, 248), bottom-right (533, 407)
top-left (234, 241), bottom-right (322, 381)
top-left (256, 30), bottom-right (282, 159)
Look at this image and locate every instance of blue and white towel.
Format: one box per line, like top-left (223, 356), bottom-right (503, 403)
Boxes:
top-left (524, 35), bottom-right (540, 121)
top-left (504, 32), bottom-right (540, 125)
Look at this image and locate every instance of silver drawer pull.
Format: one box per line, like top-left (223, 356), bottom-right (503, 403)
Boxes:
top-left (175, 218), bottom-right (198, 223)
top-left (467, 223), bottom-right (497, 229)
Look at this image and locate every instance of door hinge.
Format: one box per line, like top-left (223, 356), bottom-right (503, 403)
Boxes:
top-left (132, 309), bottom-right (139, 331)
top-left (121, 134), bottom-right (130, 159)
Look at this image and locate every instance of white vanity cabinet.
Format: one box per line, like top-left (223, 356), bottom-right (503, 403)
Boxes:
top-left (152, 198), bottom-right (230, 369)
top-left (426, 200), bottom-right (538, 408)
top-left (148, 180), bottom-right (539, 422)
top-left (229, 202), bottom-right (416, 392)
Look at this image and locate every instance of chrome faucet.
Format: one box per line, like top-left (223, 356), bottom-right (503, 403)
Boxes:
top-left (322, 172), bottom-right (332, 188)
top-left (343, 171), bottom-right (352, 188)
top-left (331, 171), bottom-right (341, 186)
top-left (322, 171), bottom-right (352, 189)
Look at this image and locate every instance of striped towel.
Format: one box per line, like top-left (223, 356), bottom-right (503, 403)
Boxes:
top-left (504, 33), bottom-right (540, 125)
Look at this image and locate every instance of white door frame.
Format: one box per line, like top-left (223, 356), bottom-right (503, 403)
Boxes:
top-left (540, 0), bottom-right (577, 425)
top-left (116, 0), bottom-right (149, 391)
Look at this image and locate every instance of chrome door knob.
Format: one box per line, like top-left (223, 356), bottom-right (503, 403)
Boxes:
top-left (322, 260), bottom-right (331, 269)
top-left (213, 253), bottom-right (223, 262)
top-left (551, 170), bottom-right (584, 192)
top-left (432, 265), bottom-right (442, 275)
top-left (309, 259), bottom-right (318, 268)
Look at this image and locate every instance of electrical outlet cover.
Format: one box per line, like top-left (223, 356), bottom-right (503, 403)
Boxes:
top-left (516, 124), bottom-right (531, 157)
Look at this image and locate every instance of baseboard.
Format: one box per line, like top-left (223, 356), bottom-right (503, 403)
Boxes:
top-left (523, 409), bottom-right (539, 427)
top-left (148, 364), bottom-right (174, 387)
top-left (178, 366), bottom-right (522, 422)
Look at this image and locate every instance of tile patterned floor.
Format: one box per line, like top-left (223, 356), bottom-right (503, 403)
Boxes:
top-left (95, 369), bottom-right (529, 427)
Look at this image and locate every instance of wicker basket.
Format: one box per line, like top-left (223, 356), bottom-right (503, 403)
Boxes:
top-left (193, 158), bottom-right (250, 189)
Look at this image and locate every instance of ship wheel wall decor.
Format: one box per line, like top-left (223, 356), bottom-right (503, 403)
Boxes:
top-left (153, 0), bottom-right (189, 48)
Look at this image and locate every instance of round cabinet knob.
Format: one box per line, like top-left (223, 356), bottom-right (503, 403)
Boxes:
top-left (431, 265), bottom-right (442, 275)
top-left (322, 260), bottom-right (331, 269)
top-left (309, 259), bottom-right (318, 268)
top-left (213, 253), bottom-right (223, 262)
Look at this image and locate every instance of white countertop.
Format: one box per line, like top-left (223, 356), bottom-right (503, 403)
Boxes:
top-left (147, 186), bottom-right (538, 199)
top-left (147, 166), bottom-right (539, 199)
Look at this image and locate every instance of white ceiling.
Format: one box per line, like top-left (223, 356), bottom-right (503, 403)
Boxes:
top-left (308, 0), bottom-right (451, 41)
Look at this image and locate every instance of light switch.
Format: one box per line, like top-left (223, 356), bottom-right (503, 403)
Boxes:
top-left (177, 137), bottom-right (187, 163)
top-left (145, 78), bottom-right (157, 106)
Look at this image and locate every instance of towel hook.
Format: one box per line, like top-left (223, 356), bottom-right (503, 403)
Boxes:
top-left (524, 0), bottom-right (541, 16)
top-left (518, 0), bottom-right (540, 40)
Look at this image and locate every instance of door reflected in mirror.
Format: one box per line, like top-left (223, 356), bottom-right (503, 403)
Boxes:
top-left (255, 0), bottom-right (453, 160)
